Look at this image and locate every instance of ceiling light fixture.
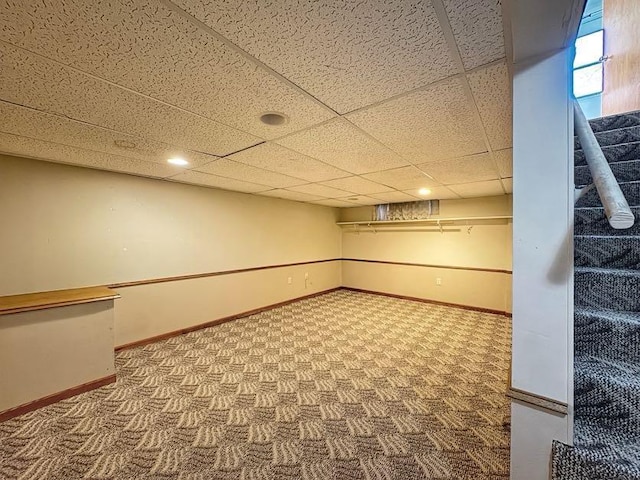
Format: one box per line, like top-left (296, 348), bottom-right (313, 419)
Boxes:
top-left (114, 139), bottom-right (137, 149)
top-left (418, 188), bottom-right (431, 196)
top-left (168, 157), bottom-right (189, 166)
top-left (260, 112), bottom-right (289, 126)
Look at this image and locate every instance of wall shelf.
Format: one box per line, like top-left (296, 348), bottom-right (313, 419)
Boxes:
top-left (336, 215), bottom-right (513, 226)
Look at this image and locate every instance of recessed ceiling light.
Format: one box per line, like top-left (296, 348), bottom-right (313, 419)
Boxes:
top-left (260, 112), bottom-right (289, 126)
top-left (168, 157), bottom-right (189, 166)
top-left (418, 188), bottom-right (431, 196)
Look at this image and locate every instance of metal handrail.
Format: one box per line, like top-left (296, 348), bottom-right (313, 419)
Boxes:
top-left (574, 101), bottom-right (635, 229)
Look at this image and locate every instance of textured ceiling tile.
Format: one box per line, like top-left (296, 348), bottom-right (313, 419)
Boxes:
top-left (173, 0), bottom-right (458, 113)
top-left (275, 119), bottom-right (409, 174)
top-left (0, 43), bottom-right (259, 156)
top-left (258, 189), bottom-right (325, 202)
top-left (417, 153), bottom-right (499, 185)
top-left (347, 77), bottom-right (487, 163)
top-left (194, 159), bottom-right (305, 188)
top-left (0, 0), bottom-right (335, 138)
top-left (467, 61), bottom-right (512, 150)
top-left (401, 186), bottom-right (460, 200)
top-left (311, 199), bottom-right (359, 208)
top-left (169, 170), bottom-right (270, 193)
top-left (448, 180), bottom-right (505, 198)
top-left (0, 132), bottom-right (183, 178)
top-left (286, 183), bottom-right (353, 198)
top-left (502, 177), bottom-right (513, 193)
top-left (442, 0), bottom-right (505, 69)
top-left (0, 101), bottom-right (216, 169)
top-left (493, 148), bottom-right (513, 178)
top-left (336, 196), bottom-right (382, 206)
top-left (362, 166), bottom-right (440, 190)
top-left (320, 176), bottom-right (394, 195)
top-left (226, 143), bottom-right (350, 182)
top-left (368, 191), bottom-right (419, 203)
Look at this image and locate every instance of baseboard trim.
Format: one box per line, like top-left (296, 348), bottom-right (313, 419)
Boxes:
top-left (115, 287), bottom-right (342, 351)
top-left (341, 287), bottom-right (512, 317)
top-left (507, 386), bottom-right (568, 415)
top-left (0, 374), bottom-right (116, 422)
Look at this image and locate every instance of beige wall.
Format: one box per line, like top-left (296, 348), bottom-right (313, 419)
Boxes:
top-left (340, 196), bottom-right (513, 312)
top-left (0, 154), bottom-right (343, 350)
top-left (0, 301), bottom-right (115, 412)
top-left (0, 155), bottom-right (342, 296)
top-left (115, 261), bottom-right (340, 347)
top-left (1, 154), bottom-right (512, 360)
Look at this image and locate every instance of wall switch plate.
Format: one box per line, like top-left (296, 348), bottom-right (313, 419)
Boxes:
top-left (436, 277), bottom-right (442, 286)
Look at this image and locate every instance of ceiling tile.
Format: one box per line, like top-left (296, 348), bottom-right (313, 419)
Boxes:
top-left (448, 180), bottom-right (505, 198)
top-left (347, 77), bottom-right (487, 163)
top-left (0, 0), bottom-right (335, 139)
top-left (0, 132), bottom-right (182, 178)
top-left (173, 0), bottom-right (458, 113)
top-left (169, 170), bottom-right (269, 193)
top-left (336, 196), bottom-right (383, 206)
top-left (313, 199), bottom-right (359, 208)
top-left (227, 143), bottom-right (350, 182)
top-left (402, 186), bottom-right (460, 200)
top-left (0, 43), bottom-right (259, 156)
top-left (258, 189), bottom-right (325, 202)
top-left (320, 176), bottom-right (394, 195)
top-left (467, 61), bottom-right (512, 150)
top-left (417, 153), bottom-right (499, 185)
top-left (276, 119), bottom-right (409, 174)
top-left (442, 0), bottom-right (505, 69)
top-left (493, 148), bottom-right (513, 178)
top-left (369, 191), bottom-right (419, 203)
top-left (502, 177), bottom-right (513, 194)
top-left (362, 166), bottom-right (440, 190)
top-left (0, 101), bottom-right (216, 169)
top-left (194, 159), bottom-right (305, 188)
top-left (287, 183), bottom-right (353, 198)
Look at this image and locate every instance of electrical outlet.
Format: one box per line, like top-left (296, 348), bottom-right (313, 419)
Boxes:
top-left (436, 277), bottom-right (442, 286)
top-left (287, 277), bottom-right (292, 285)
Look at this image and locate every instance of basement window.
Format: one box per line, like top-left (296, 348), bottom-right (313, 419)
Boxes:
top-left (573, 29), bottom-right (604, 98)
top-left (375, 200), bottom-right (439, 221)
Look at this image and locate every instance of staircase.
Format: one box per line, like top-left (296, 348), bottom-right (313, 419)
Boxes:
top-left (552, 110), bottom-right (640, 479)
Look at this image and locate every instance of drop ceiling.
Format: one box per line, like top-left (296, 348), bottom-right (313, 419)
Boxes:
top-left (0, 0), bottom-right (513, 206)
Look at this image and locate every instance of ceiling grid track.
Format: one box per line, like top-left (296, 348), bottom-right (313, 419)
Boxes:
top-left (160, 0), bottom-right (339, 118)
top-left (431, 0), bottom-right (508, 195)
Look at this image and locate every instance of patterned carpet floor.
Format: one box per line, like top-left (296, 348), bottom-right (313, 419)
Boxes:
top-left (0, 290), bottom-right (512, 479)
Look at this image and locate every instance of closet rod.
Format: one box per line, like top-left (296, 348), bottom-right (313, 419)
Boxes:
top-left (336, 215), bottom-right (512, 226)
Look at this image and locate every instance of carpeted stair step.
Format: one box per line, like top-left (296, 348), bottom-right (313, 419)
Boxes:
top-left (575, 267), bottom-right (640, 311)
top-left (575, 206), bottom-right (640, 236)
top-left (574, 356), bottom-right (640, 437)
top-left (575, 141), bottom-right (640, 167)
top-left (575, 309), bottom-right (640, 380)
top-left (575, 159), bottom-right (640, 187)
top-left (575, 235), bottom-right (640, 269)
top-left (552, 440), bottom-right (640, 480)
top-left (589, 110), bottom-right (640, 134)
top-left (562, 110), bottom-right (640, 480)
top-left (576, 125), bottom-right (640, 152)
top-left (576, 181), bottom-right (640, 208)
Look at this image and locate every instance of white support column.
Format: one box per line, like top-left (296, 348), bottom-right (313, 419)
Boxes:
top-left (511, 48), bottom-right (574, 479)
